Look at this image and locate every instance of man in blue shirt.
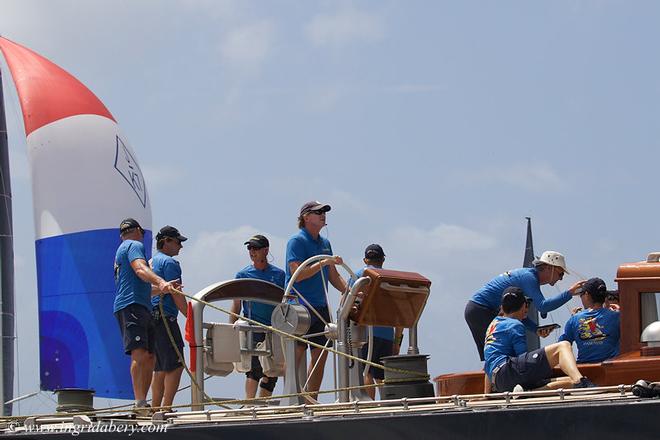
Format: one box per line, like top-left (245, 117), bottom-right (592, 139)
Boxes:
top-left (230, 234), bottom-right (286, 399)
top-left (354, 244), bottom-right (403, 399)
top-left (560, 277), bottom-right (620, 363)
top-left (113, 218), bottom-right (179, 414)
top-left (150, 225), bottom-right (188, 412)
top-left (484, 287), bottom-right (595, 392)
top-left (466, 250), bottom-right (586, 360)
top-left (286, 201), bottom-right (347, 399)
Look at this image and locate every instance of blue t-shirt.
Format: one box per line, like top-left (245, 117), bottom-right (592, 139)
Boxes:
top-left (559, 307), bottom-right (620, 363)
top-left (113, 240), bottom-right (151, 313)
top-left (354, 266), bottom-right (394, 341)
top-left (483, 316), bottom-right (527, 380)
top-left (285, 228), bottom-right (333, 307)
top-left (150, 252), bottom-right (183, 318)
top-left (471, 267), bottom-right (571, 331)
top-left (236, 264), bottom-right (286, 325)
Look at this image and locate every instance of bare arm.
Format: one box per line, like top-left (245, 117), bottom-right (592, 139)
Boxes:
top-left (288, 256), bottom-right (343, 282)
top-left (230, 299), bottom-right (241, 324)
top-left (328, 264), bottom-right (347, 293)
top-left (172, 292), bottom-right (188, 317)
top-left (130, 258), bottom-right (174, 293)
top-left (393, 327), bottom-right (404, 354)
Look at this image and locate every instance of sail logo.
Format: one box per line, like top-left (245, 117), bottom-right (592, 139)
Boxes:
top-left (114, 136), bottom-right (147, 207)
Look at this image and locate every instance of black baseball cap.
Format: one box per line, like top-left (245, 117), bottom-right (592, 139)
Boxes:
top-left (244, 234), bottom-right (269, 249)
top-left (156, 225), bottom-right (188, 242)
top-left (300, 200), bottom-right (331, 216)
top-left (119, 218), bottom-right (143, 233)
top-left (364, 244), bottom-right (385, 260)
top-left (584, 277), bottom-right (607, 302)
top-left (501, 287), bottom-right (527, 313)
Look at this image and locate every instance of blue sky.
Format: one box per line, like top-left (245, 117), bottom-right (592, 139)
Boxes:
top-left (1, 0), bottom-right (659, 414)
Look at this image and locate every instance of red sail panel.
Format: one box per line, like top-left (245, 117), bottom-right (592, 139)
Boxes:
top-left (0, 37), bottom-right (114, 136)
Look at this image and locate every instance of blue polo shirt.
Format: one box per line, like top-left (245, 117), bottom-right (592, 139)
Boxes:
top-left (285, 228), bottom-right (333, 307)
top-left (151, 252), bottom-right (183, 317)
top-left (354, 266), bottom-right (394, 341)
top-left (484, 316), bottom-right (527, 380)
top-left (471, 267), bottom-right (571, 331)
top-left (113, 240), bottom-right (151, 313)
top-left (559, 308), bottom-right (620, 363)
top-left (236, 264), bottom-right (286, 325)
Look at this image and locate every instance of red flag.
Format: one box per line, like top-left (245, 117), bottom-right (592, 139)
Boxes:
top-left (185, 302), bottom-right (196, 370)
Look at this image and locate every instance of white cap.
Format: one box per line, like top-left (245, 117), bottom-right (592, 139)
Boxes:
top-left (534, 251), bottom-right (569, 274)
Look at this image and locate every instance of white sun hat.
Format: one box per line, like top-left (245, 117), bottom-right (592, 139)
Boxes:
top-left (534, 251), bottom-right (569, 274)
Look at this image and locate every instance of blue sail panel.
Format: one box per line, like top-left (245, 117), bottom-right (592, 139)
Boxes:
top-left (36, 229), bottom-right (152, 398)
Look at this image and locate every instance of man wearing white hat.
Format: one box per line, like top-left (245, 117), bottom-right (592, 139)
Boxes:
top-left (465, 251), bottom-right (586, 361)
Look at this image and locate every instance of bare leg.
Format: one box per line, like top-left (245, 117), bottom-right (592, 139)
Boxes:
top-left (364, 373), bottom-right (376, 400)
top-left (161, 367), bottom-right (183, 410)
top-left (245, 378), bottom-right (258, 399)
top-left (306, 347), bottom-right (328, 399)
top-left (483, 372), bottom-right (492, 394)
top-left (151, 371), bottom-right (165, 409)
top-left (130, 348), bottom-right (155, 401)
top-left (544, 341), bottom-right (582, 383)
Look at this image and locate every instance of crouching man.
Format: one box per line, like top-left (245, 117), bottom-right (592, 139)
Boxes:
top-left (484, 287), bottom-right (596, 392)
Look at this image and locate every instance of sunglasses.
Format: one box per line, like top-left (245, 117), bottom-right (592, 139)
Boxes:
top-left (247, 245), bottom-right (266, 251)
top-left (309, 209), bottom-right (327, 215)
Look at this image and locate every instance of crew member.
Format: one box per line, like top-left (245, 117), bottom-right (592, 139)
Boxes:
top-left (285, 201), bottom-right (347, 400)
top-left (559, 277), bottom-right (620, 363)
top-left (484, 287), bottom-right (596, 392)
top-left (230, 234), bottom-right (285, 399)
top-left (113, 218), bottom-right (178, 415)
top-left (150, 226), bottom-right (188, 412)
top-left (354, 244), bottom-right (403, 399)
top-left (465, 251), bottom-right (585, 360)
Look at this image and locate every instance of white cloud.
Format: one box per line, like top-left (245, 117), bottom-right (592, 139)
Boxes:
top-left (219, 19), bottom-right (276, 74)
top-left (390, 223), bottom-right (498, 257)
top-left (304, 9), bottom-right (384, 47)
top-left (449, 163), bottom-right (566, 193)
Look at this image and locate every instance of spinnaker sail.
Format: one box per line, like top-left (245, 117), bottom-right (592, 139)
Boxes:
top-left (0, 37), bottom-right (152, 398)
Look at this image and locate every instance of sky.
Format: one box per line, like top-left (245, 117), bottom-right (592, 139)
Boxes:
top-left (1, 0), bottom-right (660, 415)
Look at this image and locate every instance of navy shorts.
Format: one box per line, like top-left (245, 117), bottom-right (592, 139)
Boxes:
top-left (493, 348), bottom-right (552, 392)
top-left (115, 304), bottom-right (154, 355)
top-left (152, 310), bottom-right (185, 372)
top-left (298, 306), bottom-right (331, 348)
top-left (361, 336), bottom-right (394, 380)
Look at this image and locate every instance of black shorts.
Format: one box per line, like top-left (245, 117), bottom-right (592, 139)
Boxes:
top-left (361, 336), bottom-right (394, 380)
top-left (465, 300), bottom-right (498, 361)
top-left (245, 333), bottom-right (277, 383)
top-left (152, 310), bottom-right (185, 372)
top-left (298, 306), bottom-right (331, 348)
top-left (115, 304), bottom-right (154, 355)
top-left (493, 348), bottom-right (552, 392)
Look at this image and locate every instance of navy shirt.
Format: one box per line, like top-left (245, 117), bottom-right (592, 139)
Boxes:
top-left (559, 307), bottom-right (620, 363)
top-left (484, 316), bottom-right (527, 380)
top-left (471, 267), bottom-right (571, 331)
top-left (236, 264), bottom-right (286, 325)
top-left (354, 266), bottom-right (394, 341)
top-left (151, 252), bottom-right (183, 317)
top-left (113, 240), bottom-right (151, 313)
top-left (285, 228), bottom-right (333, 307)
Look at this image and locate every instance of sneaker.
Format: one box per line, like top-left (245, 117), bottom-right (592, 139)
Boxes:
top-left (573, 377), bottom-right (597, 389)
top-left (511, 384), bottom-right (524, 399)
top-left (132, 403), bottom-right (153, 417)
top-left (632, 380), bottom-right (660, 398)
